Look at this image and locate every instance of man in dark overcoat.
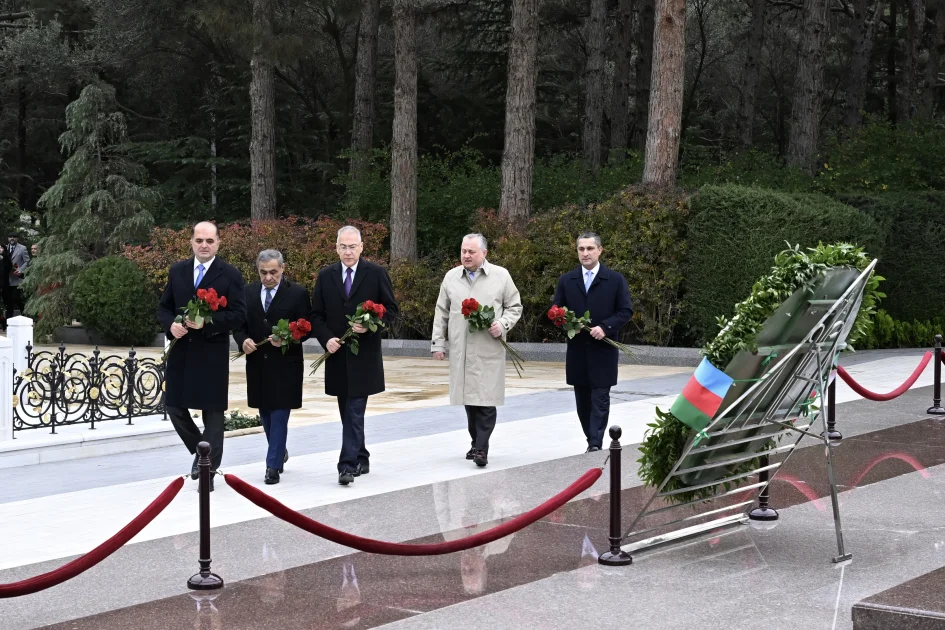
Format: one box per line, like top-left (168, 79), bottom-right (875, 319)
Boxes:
top-left (552, 232), bottom-right (633, 452)
top-left (310, 225), bottom-right (398, 486)
top-left (158, 221), bottom-right (246, 489)
top-left (233, 249), bottom-right (311, 485)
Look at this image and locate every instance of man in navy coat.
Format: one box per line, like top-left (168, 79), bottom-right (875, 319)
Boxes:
top-left (158, 222), bottom-right (247, 489)
top-left (552, 232), bottom-right (633, 452)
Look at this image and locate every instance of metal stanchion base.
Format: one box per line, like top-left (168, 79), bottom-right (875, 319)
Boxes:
top-left (832, 553), bottom-right (853, 564)
top-left (927, 406), bottom-right (945, 416)
top-left (823, 429), bottom-right (843, 441)
top-left (187, 572), bottom-right (224, 590)
top-left (598, 550), bottom-right (633, 566)
top-left (748, 506), bottom-right (779, 521)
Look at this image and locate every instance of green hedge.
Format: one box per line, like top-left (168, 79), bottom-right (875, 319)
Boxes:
top-left (837, 192), bottom-right (945, 322)
top-left (861, 309), bottom-right (945, 349)
top-left (683, 185), bottom-right (885, 345)
top-left (72, 256), bottom-right (159, 346)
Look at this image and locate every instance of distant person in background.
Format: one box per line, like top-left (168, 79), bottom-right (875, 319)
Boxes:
top-left (0, 243), bottom-right (11, 332)
top-left (30, 243), bottom-right (39, 258)
top-left (5, 232), bottom-right (29, 323)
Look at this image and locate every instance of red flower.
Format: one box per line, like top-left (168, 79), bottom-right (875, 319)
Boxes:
top-left (547, 305), bottom-right (568, 327)
top-left (295, 318), bottom-right (312, 334)
top-left (197, 289), bottom-right (207, 300)
top-left (462, 298), bottom-right (480, 311)
top-left (218, 296), bottom-right (227, 308)
top-left (373, 303), bottom-right (386, 319)
top-left (363, 300), bottom-right (376, 311)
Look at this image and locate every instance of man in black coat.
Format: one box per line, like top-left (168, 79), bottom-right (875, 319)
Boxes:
top-left (310, 225), bottom-right (399, 486)
top-left (552, 232), bottom-right (633, 452)
top-left (233, 249), bottom-right (311, 485)
top-left (158, 222), bottom-right (246, 488)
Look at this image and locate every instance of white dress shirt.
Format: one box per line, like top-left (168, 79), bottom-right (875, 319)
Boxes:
top-left (194, 256), bottom-right (215, 286)
top-left (342, 261), bottom-right (359, 283)
top-left (260, 282), bottom-right (280, 310)
top-left (582, 263), bottom-right (600, 290)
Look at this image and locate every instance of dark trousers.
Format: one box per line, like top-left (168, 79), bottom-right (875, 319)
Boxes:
top-left (465, 405), bottom-right (497, 453)
top-left (337, 396), bottom-right (369, 473)
top-left (260, 409), bottom-right (290, 471)
top-left (574, 386), bottom-right (611, 448)
top-left (4, 285), bottom-right (23, 320)
top-left (167, 405), bottom-right (225, 471)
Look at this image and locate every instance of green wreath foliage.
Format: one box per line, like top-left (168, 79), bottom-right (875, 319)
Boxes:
top-left (637, 243), bottom-right (885, 503)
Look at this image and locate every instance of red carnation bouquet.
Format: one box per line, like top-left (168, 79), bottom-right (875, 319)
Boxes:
top-left (162, 288), bottom-right (228, 361)
top-left (547, 305), bottom-right (634, 358)
top-left (461, 297), bottom-right (525, 377)
top-left (310, 300), bottom-right (387, 373)
top-left (231, 317), bottom-right (312, 361)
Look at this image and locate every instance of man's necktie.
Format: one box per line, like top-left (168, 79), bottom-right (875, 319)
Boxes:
top-left (344, 267), bottom-right (353, 297)
top-left (264, 288), bottom-right (273, 313)
top-left (195, 263), bottom-right (205, 289)
top-left (468, 271), bottom-right (476, 282)
top-left (584, 270), bottom-right (593, 293)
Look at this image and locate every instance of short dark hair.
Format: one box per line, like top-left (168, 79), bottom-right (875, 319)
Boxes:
top-left (576, 232), bottom-right (601, 248)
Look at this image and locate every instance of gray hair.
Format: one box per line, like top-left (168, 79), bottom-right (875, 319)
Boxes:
top-left (256, 249), bottom-right (285, 265)
top-left (462, 233), bottom-right (488, 251)
top-left (576, 231), bottom-right (602, 248)
top-left (336, 225), bottom-right (362, 243)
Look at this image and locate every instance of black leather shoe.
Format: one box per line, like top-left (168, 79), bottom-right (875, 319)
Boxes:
top-left (190, 455), bottom-right (199, 480)
top-left (283, 449), bottom-right (289, 464)
top-left (586, 446), bottom-right (601, 453)
top-left (338, 470), bottom-right (355, 485)
top-left (265, 467), bottom-right (280, 485)
top-left (466, 448), bottom-right (476, 460)
top-left (358, 462), bottom-right (369, 475)
top-left (473, 450), bottom-right (488, 468)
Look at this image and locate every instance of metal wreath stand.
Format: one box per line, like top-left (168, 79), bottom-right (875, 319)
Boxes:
top-left (618, 259), bottom-right (878, 565)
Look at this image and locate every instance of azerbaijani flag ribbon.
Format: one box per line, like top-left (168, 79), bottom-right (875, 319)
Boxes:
top-left (670, 357), bottom-right (734, 431)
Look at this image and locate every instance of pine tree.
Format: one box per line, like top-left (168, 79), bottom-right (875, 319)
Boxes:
top-left (25, 83), bottom-right (159, 336)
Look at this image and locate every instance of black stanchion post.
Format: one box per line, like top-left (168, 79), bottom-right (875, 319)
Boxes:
top-left (928, 334), bottom-right (945, 415)
top-left (598, 426), bottom-right (632, 566)
top-left (187, 442), bottom-right (223, 590)
top-left (825, 377), bottom-right (842, 440)
top-left (748, 454), bottom-right (779, 521)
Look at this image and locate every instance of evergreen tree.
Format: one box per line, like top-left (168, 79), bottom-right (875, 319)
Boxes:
top-left (25, 83), bottom-right (159, 337)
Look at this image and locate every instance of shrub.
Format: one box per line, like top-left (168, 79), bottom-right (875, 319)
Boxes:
top-left (389, 257), bottom-right (456, 340)
top-left (683, 185), bottom-right (885, 345)
top-left (838, 192), bottom-right (945, 322)
top-left (475, 185), bottom-right (689, 346)
top-left (124, 216), bottom-right (389, 297)
top-left (861, 309), bottom-right (945, 349)
top-left (680, 148), bottom-right (813, 192)
top-left (815, 119), bottom-right (945, 194)
top-left (72, 257), bottom-right (159, 346)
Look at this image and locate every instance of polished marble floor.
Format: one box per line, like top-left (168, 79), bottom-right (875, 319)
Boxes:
top-left (0, 349), bottom-right (940, 630)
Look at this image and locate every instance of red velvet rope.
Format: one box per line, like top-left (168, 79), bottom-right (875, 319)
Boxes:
top-left (836, 351), bottom-right (932, 402)
top-left (0, 476), bottom-right (184, 598)
top-left (225, 467), bottom-right (603, 556)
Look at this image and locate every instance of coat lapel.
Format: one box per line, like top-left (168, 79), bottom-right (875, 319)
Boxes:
top-left (266, 280), bottom-right (290, 315)
top-left (248, 281), bottom-right (265, 318)
top-left (588, 265), bottom-right (608, 293)
top-left (333, 262), bottom-right (348, 300)
top-left (196, 259), bottom-right (223, 291)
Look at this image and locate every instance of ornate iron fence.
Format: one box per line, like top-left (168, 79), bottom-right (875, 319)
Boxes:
top-left (12, 343), bottom-right (166, 434)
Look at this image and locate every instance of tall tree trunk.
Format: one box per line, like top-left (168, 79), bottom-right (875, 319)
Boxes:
top-left (786, 0), bottom-right (829, 173)
top-left (631, 0), bottom-right (655, 149)
top-left (17, 74), bottom-right (30, 211)
top-left (609, 0), bottom-right (635, 160)
top-left (350, 0), bottom-right (381, 183)
top-left (901, 0), bottom-right (927, 119)
top-left (736, 0), bottom-right (767, 150)
top-left (921, 0), bottom-right (945, 116)
top-left (390, 0), bottom-right (418, 261)
top-left (583, 0), bottom-right (607, 171)
top-left (249, 0), bottom-right (277, 220)
top-left (499, 0), bottom-right (540, 219)
top-left (845, 0), bottom-right (887, 127)
top-left (888, 0), bottom-right (899, 123)
top-left (641, 0), bottom-right (685, 188)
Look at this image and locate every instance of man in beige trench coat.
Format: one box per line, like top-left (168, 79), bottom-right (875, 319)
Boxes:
top-left (432, 233), bottom-right (523, 468)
